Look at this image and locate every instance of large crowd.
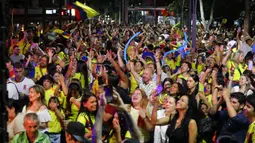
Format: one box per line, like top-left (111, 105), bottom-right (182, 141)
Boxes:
top-left (5, 21), bottom-right (255, 143)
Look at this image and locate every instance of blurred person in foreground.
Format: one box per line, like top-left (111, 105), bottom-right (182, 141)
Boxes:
top-left (65, 122), bottom-right (91, 143)
top-left (11, 113), bottom-right (50, 143)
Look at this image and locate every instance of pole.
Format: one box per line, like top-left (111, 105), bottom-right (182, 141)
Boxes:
top-left (42, 0), bottom-right (46, 30)
top-left (0, 0), bottom-right (9, 142)
top-left (192, 0), bottom-right (197, 50)
top-left (24, 0), bottom-right (29, 29)
top-left (124, 0), bottom-right (128, 24)
top-left (188, 0), bottom-right (192, 40)
top-left (59, 0), bottom-right (62, 28)
top-left (154, 0), bottom-right (157, 25)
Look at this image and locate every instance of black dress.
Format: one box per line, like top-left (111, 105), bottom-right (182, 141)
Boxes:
top-left (166, 116), bottom-right (191, 143)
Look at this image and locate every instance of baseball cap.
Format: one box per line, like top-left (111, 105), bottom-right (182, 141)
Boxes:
top-left (66, 122), bottom-right (91, 143)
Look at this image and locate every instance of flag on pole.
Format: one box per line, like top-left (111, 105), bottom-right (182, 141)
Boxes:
top-left (67, 1), bottom-right (99, 21)
top-left (53, 29), bottom-right (70, 39)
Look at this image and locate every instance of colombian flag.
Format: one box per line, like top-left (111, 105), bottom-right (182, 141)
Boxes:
top-left (53, 29), bottom-right (70, 39)
top-left (67, 1), bottom-right (99, 21)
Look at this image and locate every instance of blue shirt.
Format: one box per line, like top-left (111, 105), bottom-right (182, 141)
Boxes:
top-left (215, 110), bottom-right (250, 143)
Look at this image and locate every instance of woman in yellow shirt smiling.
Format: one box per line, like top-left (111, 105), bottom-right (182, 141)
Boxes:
top-left (76, 90), bottom-right (98, 140)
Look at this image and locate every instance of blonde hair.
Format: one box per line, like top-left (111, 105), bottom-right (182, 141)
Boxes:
top-left (29, 84), bottom-right (46, 105)
top-left (132, 89), bottom-right (149, 109)
top-left (232, 50), bottom-right (244, 63)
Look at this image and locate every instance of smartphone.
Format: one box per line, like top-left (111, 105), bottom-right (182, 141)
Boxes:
top-left (248, 60), bottom-right (253, 70)
top-left (104, 86), bottom-right (113, 103)
top-left (155, 85), bottom-right (163, 96)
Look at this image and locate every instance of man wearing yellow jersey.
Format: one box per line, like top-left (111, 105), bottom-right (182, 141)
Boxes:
top-left (244, 94), bottom-right (255, 143)
top-left (34, 55), bottom-right (48, 81)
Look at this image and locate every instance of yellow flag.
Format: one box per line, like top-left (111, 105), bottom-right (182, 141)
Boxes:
top-left (74, 1), bottom-right (99, 18)
top-left (53, 29), bottom-right (64, 34)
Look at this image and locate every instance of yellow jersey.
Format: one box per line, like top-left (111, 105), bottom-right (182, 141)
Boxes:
top-left (77, 112), bottom-right (96, 139)
top-left (34, 66), bottom-right (47, 79)
top-left (48, 109), bottom-right (65, 133)
top-left (245, 120), bottom-right (255, 143)
top-left (192, 62), bottom-right (204, 74)
top-left (68, 96), bottom-right (81, 121)
top-left (227, 61), bottom-right (247, 81)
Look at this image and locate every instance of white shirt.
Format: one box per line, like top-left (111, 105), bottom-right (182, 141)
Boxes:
top-left (22, 106), bottom-right (51, 133)
top-left (8, 77), bottom-right (35, 96)
top-left (152, 72), bottom-right (168, 82)
top-left (239, 41), bottom-right (252, 57)
top-left (138, 77), bottom-right (157, 98)
top-left (10, 54), bottom-right (25, 63)
top-left (231, 86), bottom-right (253, 96)
top-left (7, 82), bottom-right (19, 100)
top-left (154, 109), bottom-right (169, 143)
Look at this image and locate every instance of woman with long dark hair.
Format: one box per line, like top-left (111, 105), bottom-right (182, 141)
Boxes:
top-left (76, 89), bottom-right (98, 140)
top-left (166, 95), bottom-right (198, 143)
top-left (65, 79), bottom-right (82, 122)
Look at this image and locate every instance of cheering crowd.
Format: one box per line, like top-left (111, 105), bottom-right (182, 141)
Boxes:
top-left (5, 21), bottom-right (255, 143)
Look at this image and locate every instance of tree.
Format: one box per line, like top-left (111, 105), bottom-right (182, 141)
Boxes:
top-left (199, 0), bottom-right (217, 31)
top-left (167, 0), bottom-right (188, 25)
top-left (243, 0), bottom-right (251, 36)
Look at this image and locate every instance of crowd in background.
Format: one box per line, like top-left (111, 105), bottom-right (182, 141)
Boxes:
top-left (5, 21), bottom-right (255, 143)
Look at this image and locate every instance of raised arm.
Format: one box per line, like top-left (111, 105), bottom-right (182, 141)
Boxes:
top-left (117, 47), bottom-right (126, 70)
top-left (222, 49), bottom-right (232, 66)
top-left (222, 88), bottom-right (237, 118)
top-left (92, 94), bottom-right (106, 143)
top-left (155, 53), bottom-right (162, 85)
top-left (130, 61), bottom-right (142, 83)
top-left (209, 87), bottom-right (223, 115)
top-left (111, 90), bottom-right (142, 141)
top-left (188, 119), bottom-right (198, 143)
top-left (107, 51), bottom-right (129, 89)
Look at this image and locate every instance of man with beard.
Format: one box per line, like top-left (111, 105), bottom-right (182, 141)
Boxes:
top-left (7, 62), bottom-right (35, 99)
top-left (34, 55), bottom-right (49, 81)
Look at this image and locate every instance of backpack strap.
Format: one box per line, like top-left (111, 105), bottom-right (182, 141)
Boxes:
top-left (7, 81), bottom-right (21, 99)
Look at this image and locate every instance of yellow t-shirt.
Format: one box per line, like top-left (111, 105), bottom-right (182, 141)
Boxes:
top-left (199, 83), bottom-right (204, 93)
top-left (34, 66), bottom-right (47, 79)
top-left (77, 112), bottom-right (95, 137)
top-left (227, 61), bottom-right (247, 81)
top-left (176, 54), bottom-right (182, 67)
top-left (72, 73), bottom-right (90, 89)
top-left (9, 41), bottom-right (30, 55)
top-left (178, 74), bottom-right (189, 80)
top-left (68, 97), bottom-right (81, 121)
top-left (58, 51), bottom-right (66, 61)
top-left (245, 121), bottom-right (255, 143)
top-left (205, 94), bottom-right (212, 106)
top-left (45, 88), bottom-right (55, 106)
top-left (130, 71), bottom-right (143, 93)
top-left (192, 63), bottom-right (204, 74)
top-left (48, 109), bottom-right (65, 133)
top-left (52, 85), bottom-right (67, 109)
top-left (165, 58), bottom-right (176, 71)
